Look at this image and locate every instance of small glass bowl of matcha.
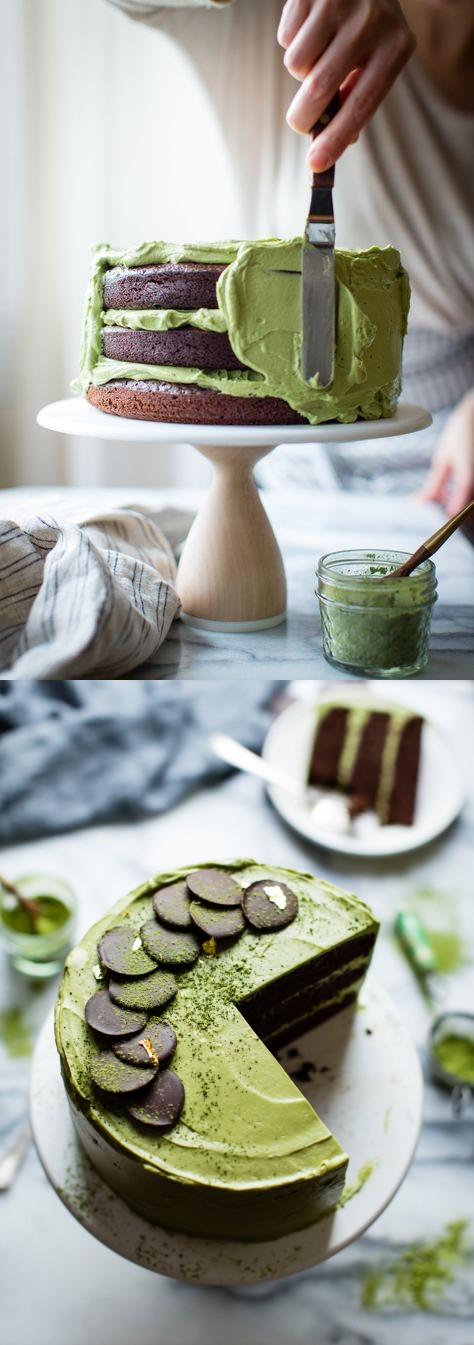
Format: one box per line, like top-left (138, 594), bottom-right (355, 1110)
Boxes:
top-left (0, 874), bottom-right (76, 978)
top-left (428, 1012), bottom-right (474, 1111)
top-left (316, 549), bottom-right (437, 677)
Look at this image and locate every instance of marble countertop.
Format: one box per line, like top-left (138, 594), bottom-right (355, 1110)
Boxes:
top-left (1, 487), bottom-right (473, 679)
top-left (0, 681), bottom-right (473, 1345)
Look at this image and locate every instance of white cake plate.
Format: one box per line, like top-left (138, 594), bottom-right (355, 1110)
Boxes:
top-left (37, 397), bottom-right (431, 631)
top-left (262, 694), bottom-right (466, 858)
top-left (31, 977), bottom-right (422, 1286)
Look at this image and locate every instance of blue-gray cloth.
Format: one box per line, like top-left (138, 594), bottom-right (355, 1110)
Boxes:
top-left (0, 682), bottom-right (283, 844)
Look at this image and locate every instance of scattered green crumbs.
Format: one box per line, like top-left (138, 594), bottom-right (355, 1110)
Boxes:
top-left (426, 931), bottom-right (465, 976)
top-left (408, 887), bottom-right (466, 975)
top-left (361, 1220), bottom-right (470, 1311)
top-left (433, 1033), bottom-right (474, 1084)
top-left (0, 1007), bottom-right (34, 1058)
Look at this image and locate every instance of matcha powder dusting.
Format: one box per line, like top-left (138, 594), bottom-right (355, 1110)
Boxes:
top-left (361, 1220), bottom-right (470, 1312)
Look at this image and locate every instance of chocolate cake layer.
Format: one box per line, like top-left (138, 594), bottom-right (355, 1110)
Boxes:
top-left (103, 263), bottom-right (225, 311)
top-left (242, 964), bottom-right (368, 1045)
top-left (240, 932), bottom-right (376, 1018)
top-left (386, 715), bottom-right (422, 825)
top-left (309, 707), bottom-right (349, 787)
top-left (102, 326), bottom-right (246, 370)
top-left (347, 712), bottom-right (390, 807)
top-left (87, 381), bottom-right (305, 426)
top-left (266, 991), bottom-right (358, 1052)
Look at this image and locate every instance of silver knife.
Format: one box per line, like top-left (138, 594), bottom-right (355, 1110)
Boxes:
top-left (301, 95), bottom-right (339, 386)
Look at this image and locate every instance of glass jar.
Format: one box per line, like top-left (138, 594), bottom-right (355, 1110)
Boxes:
top-left (316, 549), bottom-right (437, 677)
top-left (428, 1012), bottom-right (474, 1091)
top-left (0, 874), bottom-right (76, 978)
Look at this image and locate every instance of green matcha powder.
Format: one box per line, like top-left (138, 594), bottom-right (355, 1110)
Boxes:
top-left (362, 1220), bottom-right (470, 1312)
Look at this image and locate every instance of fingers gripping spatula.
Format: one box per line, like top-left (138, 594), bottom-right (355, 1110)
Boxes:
top-left (301, 94), bottom-right (339, 386)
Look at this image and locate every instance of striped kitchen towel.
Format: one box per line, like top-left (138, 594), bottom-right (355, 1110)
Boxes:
top-left (0, 508), bottom-right (181, 678)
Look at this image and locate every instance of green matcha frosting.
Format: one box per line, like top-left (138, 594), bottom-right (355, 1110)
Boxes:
top-left (55, 859), bottom-right (378, 1240)
top-left (73, 239), bottom-right (409, 424)
top-left (102, 307), bottom-right (228, 333)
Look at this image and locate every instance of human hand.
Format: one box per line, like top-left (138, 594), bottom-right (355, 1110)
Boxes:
top-left (278, 0), bottom-right (415, 170)
top-left (419, 392), bottom-right (474, 517)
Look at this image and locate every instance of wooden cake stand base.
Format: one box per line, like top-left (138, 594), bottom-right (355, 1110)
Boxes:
top-left (37, 399), bottom-right (432, 631)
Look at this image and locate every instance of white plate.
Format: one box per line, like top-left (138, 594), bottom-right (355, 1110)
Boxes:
top-left (37, 398), bottom-right (431, 445)
top-left (31, 979), bottom-right (422, 1286)
top-left (263, 696), bottom-right (465, 858)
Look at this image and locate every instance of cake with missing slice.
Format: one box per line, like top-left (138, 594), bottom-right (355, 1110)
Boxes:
top-left (73, 239), bottom-right (410, 426)
top-left (55, 858), bottom-right (378, 1241)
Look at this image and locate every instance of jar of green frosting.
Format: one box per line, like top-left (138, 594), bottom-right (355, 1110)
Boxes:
top-left (0, 874), bottom-right (76, 978)
top-left (316, 549), bottom-right (437, 677)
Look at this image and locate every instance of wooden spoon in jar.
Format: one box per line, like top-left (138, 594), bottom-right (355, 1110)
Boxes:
top-left (384, 500), bottom-right (474, 580)
top-left (0, 872), bottom-right (42, 924)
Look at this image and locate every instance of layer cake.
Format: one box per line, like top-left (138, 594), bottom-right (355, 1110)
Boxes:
top-left (55, 859), bottom-right (378, 1241)
top-left (73, 239), bottom-right (410, 426)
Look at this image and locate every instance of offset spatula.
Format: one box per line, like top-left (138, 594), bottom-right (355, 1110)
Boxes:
top-left (301, 94), bottom-right (339, 386)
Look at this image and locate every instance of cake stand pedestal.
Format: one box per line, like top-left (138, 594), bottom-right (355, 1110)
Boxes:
top-left (37, 399), bottom-right (431, 632)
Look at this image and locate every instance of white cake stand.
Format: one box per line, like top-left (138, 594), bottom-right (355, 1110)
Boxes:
top-left (31, 977), bottom-right (422, 1286)
top-left (37, 398), bottom-right (431, 632)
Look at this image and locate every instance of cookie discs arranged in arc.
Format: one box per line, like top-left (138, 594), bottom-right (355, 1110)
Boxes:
top-left (83, 866), bottom-right (299, 1137)
top-left (85, 989), bottom-right (148, 1038)
top-left (127, 1068), bottom-right (185, 1129)
top-left (242, 880), bottom-right (299, 931)
top-left (186, 868), bottom-right (243, 907)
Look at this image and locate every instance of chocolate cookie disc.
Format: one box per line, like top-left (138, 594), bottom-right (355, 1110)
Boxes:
top-left (85, 990), bottom-right (148, 1038)
top-left (109, 969), bottom-right (177, 1012)
top-left (186, 868), bottom-right (243, 908)
top-left (97, 925), bottom-right (156, 977)
top-left (153, 882), bottom-right (192, 930)
top-left (114, 1020), bottom-right (177, 1069)
top-left (140, 919), bottom-right (200, 967)
top-left (190, 901), bottom-right (245, 940)
top-left (128, 1068), bottom-right (185, 1129)
top-left (242, 880), bottom-right (298, 931)
top-left (91, 1050), bottom-right (157, 1095)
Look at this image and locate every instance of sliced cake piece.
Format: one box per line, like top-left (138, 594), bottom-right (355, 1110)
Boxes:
top-left (309, 699), bottom-right (423, 825)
